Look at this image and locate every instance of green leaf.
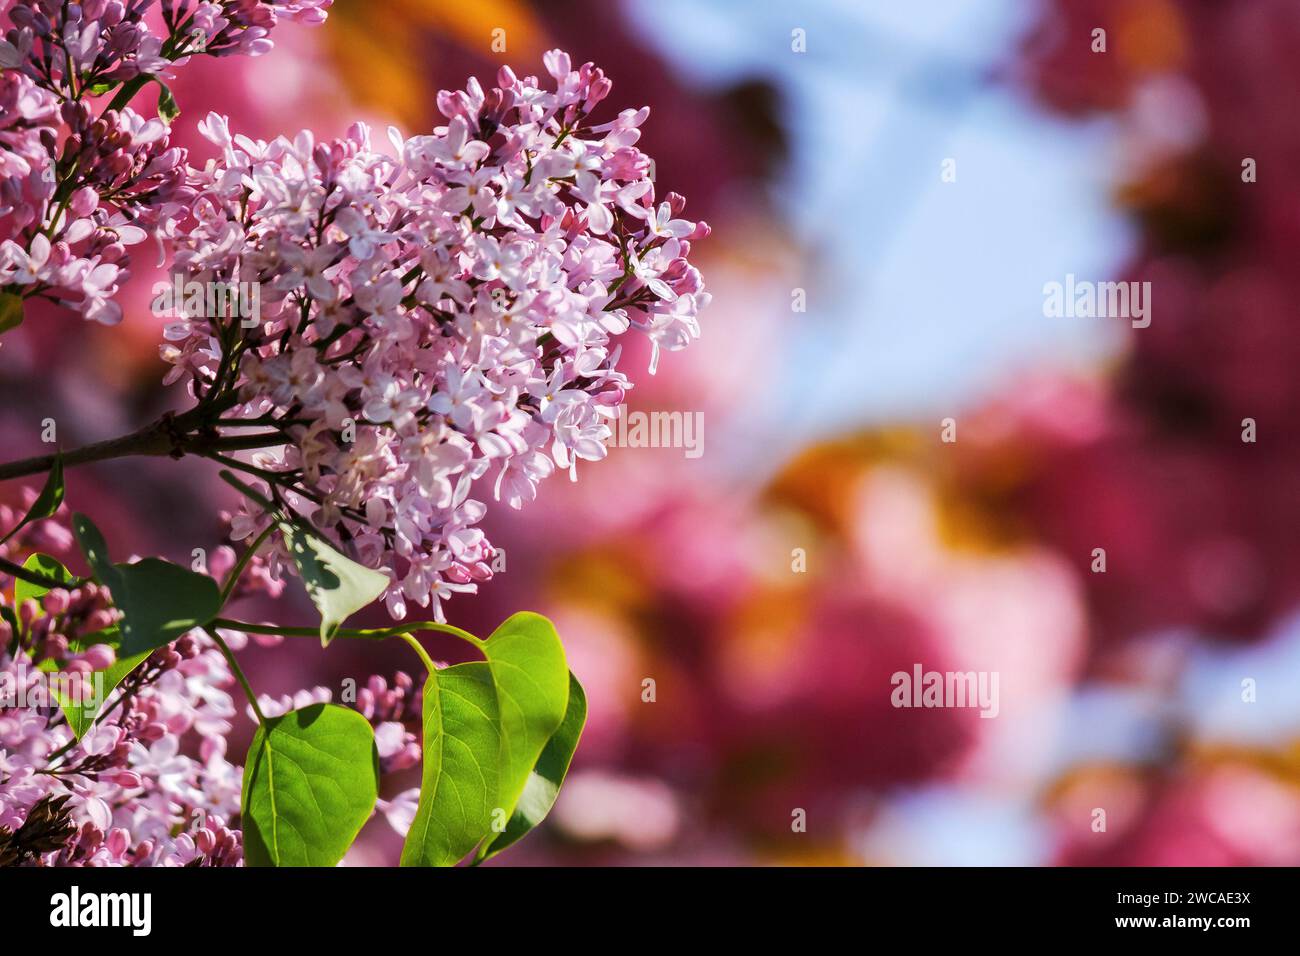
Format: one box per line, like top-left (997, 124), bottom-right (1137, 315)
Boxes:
top-left (72, 513), bottom-right (222, 657)
top-left (1, 454), bottom-right (62, 546)
top-left (10, 541), bottom-right (150, 740)
top-left (8, 550), bottom-right (144, 739)
top-left (85, 81), bottom-right (115, 96)
top-left (478, 670), bottom-right (586, 862)
top-left (476, 612), bottom-right (570, 844)
top-left (155, 80), bottom-right (180, 125)
top-left (400, 662), bottom-right (501, 867)
top-left (13, 583), bottom-right (147, 738)
top-left (54, 642), bottom-right (151, 739)
top-left (71, 513), bottom-right (113, 580)
top-left (0, 290), bottom-right (24, 334)
top-left (13, 553), bottom-right (71, 607)
top-left (278, 521), bottom-right (389, 646)
top-left (105, 559), bottom-right (222, 657)
top-left (241, 703), bottom-right (379, 867)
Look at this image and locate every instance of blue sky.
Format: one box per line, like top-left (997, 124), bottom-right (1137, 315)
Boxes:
top-left (628, 0), bottom-right (1135, 460)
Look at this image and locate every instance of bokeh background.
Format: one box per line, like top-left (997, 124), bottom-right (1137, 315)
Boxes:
top-left (3, 0), bottom-right (1300, 865)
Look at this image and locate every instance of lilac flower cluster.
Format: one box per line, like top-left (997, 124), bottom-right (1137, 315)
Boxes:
top-left (2, 622), bottom-right (436, 864)
top-left (6, 579), bottom-right (119, 675)
top-left (164, 51), bottom-right (709, 620)
top-left (0, 500), bottom-right (437, 865)
top-left (0, 484), bottom-right (73, 563)
top-left (0, 1), bottom-right (328, 323)
top-left (0, 12), bottom-right (640, 868)
top-left (0, 1), bottom-right (331, 89)
top-left (1, 623), bottom-right (247, 866)
top-left (0, 499), bottom-right (245, 866)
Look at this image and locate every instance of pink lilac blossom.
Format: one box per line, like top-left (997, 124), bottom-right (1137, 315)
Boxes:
top-left (0, 625), bottom-right (428, 865)
top-left (0, 499), bottom-right (244, 865)
top-left (163, 52), bottom-right (710, 621)
top-left (0, 502), bottom-right (427, 865)
top-left (1, 622), bottom-right (247, 866)
top-left (0, 1), bottom-right (328, 324)
top-left (0, 485), bottom-right (74, 559)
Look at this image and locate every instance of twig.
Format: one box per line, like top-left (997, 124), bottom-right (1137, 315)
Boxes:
top-left (0, 407), bottom-right (285, 482)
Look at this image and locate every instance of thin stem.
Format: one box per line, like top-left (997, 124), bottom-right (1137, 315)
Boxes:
top-left (217, 470), bottom-right (276, 512)
top-left (0, 412), bottom-right (284, 483)
top-left (0, 554), bottom-right (81, 592)
top-left (218, 522), bottom-right (276, 605)
top-left (213, 619), bottom-right (382, 640)
top-left (207, 432), bottom-right (288, 452)
top-left (397, 633), bottom-right (438, 675)
top-left (0, 419), bottom-right (177, 482)
top-left (206, 626), bottom-right (267, 726)
top-left (200, 451), bottom-right (299, 490)
top-left (212, 616), bottom-right (485, 648)
top-left (44, 735), bottom-right (78, 765)
top-left (105, 74), bottom-right (150, 113)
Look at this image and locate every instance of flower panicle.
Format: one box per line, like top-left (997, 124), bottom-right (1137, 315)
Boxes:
top-left (168, 50), bottom-right (709, 622)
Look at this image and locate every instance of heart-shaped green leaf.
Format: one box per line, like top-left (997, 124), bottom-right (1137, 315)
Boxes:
top-left (477, 670), bottom-right (586, 861)
top-left (72, 513), bottom-right (222, 657)
top-left (241, 703), bottom-right (380, 867)
top-left (10, 554), bottom-right (142, 737)
top-left (71, 513), bottom-right (113, 580)
top-left (278, 521), bottom-right (389, 646)
top-left (103, 559), bottom-right (221, 657)
top-left (11, 551), bottom-right (149, 739)
top-left (476, 612), bottom-right (570, 841)
top-left (55, 642), bottom-right (151, 739)
top-left (2, 455), bottom-right (63, 546)
top-left (14, 553), bottom-right (71, 606)
top-left (401, 662), bottom-right (501, 867)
